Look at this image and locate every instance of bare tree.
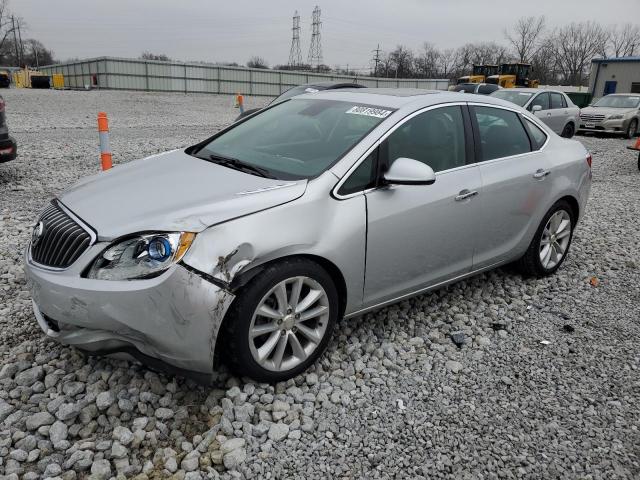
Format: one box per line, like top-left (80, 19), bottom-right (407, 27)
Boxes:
top-left (387, 45), bottom-right (415, 78)
top-left (414, 42), bottom-right (439, 78)
top-left (549, 21), bottom-right (608, 85)
top-left (606, 23), bottom-right (640, 57)
top-left (140, 51), bottom-right (171, 61)
top-left (246, 56), bottom-right (269, 69)
top-left (504, 16), bottom-right (546, 62)
top-left (438, 48), bottom-right (458, 79)
top-left (23, 38), bottom-right (53, 67)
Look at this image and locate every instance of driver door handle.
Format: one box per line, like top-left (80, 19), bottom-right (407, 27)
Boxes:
top-left (533, 169), bottom-right (551, 179)
top-left (455, 189), bottom-right (478, 201)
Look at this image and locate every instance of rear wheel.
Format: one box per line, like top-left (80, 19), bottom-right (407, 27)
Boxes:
top-left (221, 258), bottom-right (338, 382)
top-left (626, 119), bottom-right (638, 139)
top-left (560, 123), bottom-right (575, 139)
top-left (517, 200), bottom-right (575, 277)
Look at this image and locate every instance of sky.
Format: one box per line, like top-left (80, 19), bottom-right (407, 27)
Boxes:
top-left (13, 0), bottom-right (640, 69)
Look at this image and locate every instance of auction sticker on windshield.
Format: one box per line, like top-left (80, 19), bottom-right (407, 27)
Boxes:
top-left (346, 106), bottom-right (393, 118)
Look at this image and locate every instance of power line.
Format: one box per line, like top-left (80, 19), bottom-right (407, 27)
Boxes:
top-left (307, 6), bottom-right (323, 70)
top-left (288, 10), bottom-right (302, 67)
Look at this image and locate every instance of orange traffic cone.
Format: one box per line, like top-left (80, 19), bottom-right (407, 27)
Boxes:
top-left (627, 135), bottom-right (640, 152)
top-left (626, 135), bottom-right (640, 171)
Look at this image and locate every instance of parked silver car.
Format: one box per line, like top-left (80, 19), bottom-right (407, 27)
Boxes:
top-left (24, 90), bottom-right (592, 382)
top-left (490, 88), bottom-right (580, 138)
top-left (577, 94), bottom-right (640, 138)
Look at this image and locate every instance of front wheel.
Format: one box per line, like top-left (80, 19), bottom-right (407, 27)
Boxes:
top-left (517, 200), bottom-right (575, 277)
top-left (221, 258), bottom-right (338, 382)
top-left (561, 123), bottom-right (575, 139)
top-left (626, 119), bottom-right (638, 139)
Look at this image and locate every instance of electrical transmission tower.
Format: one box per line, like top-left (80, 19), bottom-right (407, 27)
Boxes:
top-left (372, 44), bottom-right (381, 76)
top-left (307, 6), bottom-right (323, 71)
top-left (288, 11), bottom-right (302, 67)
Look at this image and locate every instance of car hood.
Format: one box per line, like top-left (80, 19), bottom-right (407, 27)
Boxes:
top-left (59, 149), bottom-right (307, 239)
top-left (580, 106), bottom-right (636, 116)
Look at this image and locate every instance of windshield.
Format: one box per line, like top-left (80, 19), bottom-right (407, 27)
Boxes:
top-left (196, 99), bottom-right (393, 179)
top-left (454, 84), bottom-right (476, 93)
top-left (593, 95), bottom-right (640, 108)
top-left (490, 90), bottom-right (534, 106)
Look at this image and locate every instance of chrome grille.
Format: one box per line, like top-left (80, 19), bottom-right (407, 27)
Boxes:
top-left (30, 203), bottom-right (92, 268)
top-left (579, 113), bottom-right (605, 122)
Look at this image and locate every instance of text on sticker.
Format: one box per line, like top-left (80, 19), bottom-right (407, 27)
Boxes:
top-left (346, 106), bottom-right (392, 118)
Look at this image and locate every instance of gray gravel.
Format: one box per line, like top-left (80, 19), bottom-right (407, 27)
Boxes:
top-left (1, 88), bottom-right (639, 479)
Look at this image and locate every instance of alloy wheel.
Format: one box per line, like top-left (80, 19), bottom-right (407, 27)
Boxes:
top-left (248, 276), bottom-right (330, 372)
top-left (539, 210), bottom-right (572, 270)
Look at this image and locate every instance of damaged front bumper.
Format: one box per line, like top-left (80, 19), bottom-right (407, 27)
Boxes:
top-left (24, 248), bottom-right (235, 379)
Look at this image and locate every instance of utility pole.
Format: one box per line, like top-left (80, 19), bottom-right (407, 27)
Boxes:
top-left (288, 11), bottom-right (302, 68)
top-left (372, 44), bottom-right (381, 76)
top-left (307, 6), bottom-right (323, 72)
top-left (11, 16), bottom-right (20, 67)
top-left (17, 19), bottom-right (24, 66)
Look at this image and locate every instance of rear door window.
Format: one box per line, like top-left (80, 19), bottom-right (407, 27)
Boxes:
top-left (550, 93), bottom-right (565, 109)
top-left (472, 106), bottom-right (532, 161)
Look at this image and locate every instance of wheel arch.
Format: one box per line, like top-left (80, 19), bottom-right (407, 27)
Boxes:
top-left (557, 194), bottom-right (580, 221)
top-left (228, 253), bottom-right (348, 318)
top-left (214, 253), bottom-right (348, 370)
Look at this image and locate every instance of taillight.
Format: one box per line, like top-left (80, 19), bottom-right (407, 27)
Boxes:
top-left (586, 153), bottom-right (592, 168)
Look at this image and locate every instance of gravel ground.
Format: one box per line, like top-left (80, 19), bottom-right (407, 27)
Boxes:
top-left (0, 89), bottom-right (639, 480)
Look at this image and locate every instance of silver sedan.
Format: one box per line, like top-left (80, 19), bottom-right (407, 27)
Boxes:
top-left (24, 90), bottom-right (592, 382)
top-left (490, 88), bottom-right (580, 138)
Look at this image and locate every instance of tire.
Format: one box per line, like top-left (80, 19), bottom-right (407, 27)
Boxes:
top-left (625, 119), bottom-right (638, 139)
top-left (221, 258), bottom-right (338, 382)
top-left (560, 122), bottom-right (575, 139)
top-left (517, 200), bottom-right (575, 277)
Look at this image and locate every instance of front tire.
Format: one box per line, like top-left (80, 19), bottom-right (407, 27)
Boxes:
top-left (221, 258), bottom-right (338, 382)
top-left (561, 122), bottom-right (575, 139)
top-left (517, 200), bottom-right (575, 277)
top-left (626, 119), bottom-right (638, 139)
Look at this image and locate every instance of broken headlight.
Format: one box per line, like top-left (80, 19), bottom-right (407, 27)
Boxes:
top-left (87, 232), bottom-right (195, 280)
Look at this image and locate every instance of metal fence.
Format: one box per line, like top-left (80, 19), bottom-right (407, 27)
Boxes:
top-left (40, 57), bottom-right (449, 96)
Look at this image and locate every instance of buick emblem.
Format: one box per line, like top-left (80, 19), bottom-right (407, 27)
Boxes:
top-left (32, 221), bottom-right (45, 246)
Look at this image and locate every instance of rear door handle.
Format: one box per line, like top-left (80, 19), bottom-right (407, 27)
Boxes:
top-left (455, 189), bottom-right (478, 201)
top-left (533, 169), bottom-right (551, 179)
top-left (546, 113), bottom-right (552, 117)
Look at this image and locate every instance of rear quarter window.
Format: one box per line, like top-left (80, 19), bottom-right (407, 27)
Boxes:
top-left (523, 118), bottom-right (548, 151)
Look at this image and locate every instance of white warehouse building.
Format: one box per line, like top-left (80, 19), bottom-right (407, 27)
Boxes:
top-left (589, 56), bottom-right (640, 98)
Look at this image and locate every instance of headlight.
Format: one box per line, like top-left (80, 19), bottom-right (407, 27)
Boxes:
top-left (87, 232), bottom-right (195, 280)
top-left (608, 114), bottom-right (624, 120)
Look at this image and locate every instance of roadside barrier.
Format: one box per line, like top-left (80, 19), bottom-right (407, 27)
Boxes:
top-left (97, 112), bottom-right (112, 171)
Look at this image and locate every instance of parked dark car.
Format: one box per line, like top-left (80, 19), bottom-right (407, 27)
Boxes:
top-left (236, 81), bottom-right (366, 120)
top-left (453, 82), bottom-right (501, 95)
top-left (0, 95), bottom-right (16, 163)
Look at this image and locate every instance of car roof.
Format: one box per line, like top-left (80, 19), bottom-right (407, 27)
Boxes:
top-left (295, 88), bottom-right (518, 110)
top-left (603, 93), bottom-right (640, 97)
top-left (508, 88), bottom-right (571, 95)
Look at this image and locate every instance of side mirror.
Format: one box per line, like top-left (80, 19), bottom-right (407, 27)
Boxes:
top-left (532, 105), bottom-right (542, 113)
top-left (383, 157), bottom-right (436, 186)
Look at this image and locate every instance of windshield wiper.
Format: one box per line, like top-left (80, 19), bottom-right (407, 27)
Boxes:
top-left (204, 153), bottom-right (276, 179)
